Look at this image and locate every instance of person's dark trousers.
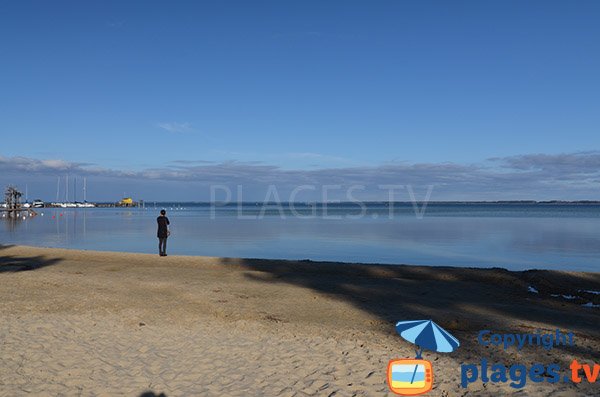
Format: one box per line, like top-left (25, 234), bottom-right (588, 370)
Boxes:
top-left (158, 237), bottom-right (167, 255)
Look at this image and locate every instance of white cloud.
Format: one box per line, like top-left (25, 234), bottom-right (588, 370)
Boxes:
top-left (157, 122), bottom-right (193, 133)
top-left (39, 159), bottom-right (73, 170)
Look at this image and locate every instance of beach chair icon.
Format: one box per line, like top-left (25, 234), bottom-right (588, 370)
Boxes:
top-left (387, 358), bottom-right (433, 395)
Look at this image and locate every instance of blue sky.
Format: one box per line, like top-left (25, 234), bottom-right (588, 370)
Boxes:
top-left (1, 1), bottom-right (599, 201)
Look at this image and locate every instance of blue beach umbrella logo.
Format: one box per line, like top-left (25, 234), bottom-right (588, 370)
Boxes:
top-left (387, 320), bottom-right (460, 395)
top-left (395, 319), bottom-right (460, 358)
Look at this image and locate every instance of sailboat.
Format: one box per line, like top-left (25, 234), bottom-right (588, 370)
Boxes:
top-left (64, 175), bottom-right (76, 207)
top-left (21, 184), bottom-right (31, 208)
top-left (51, 175), bottom-right (75, 207)
top-left (78, 177), bottom-right (95, 207)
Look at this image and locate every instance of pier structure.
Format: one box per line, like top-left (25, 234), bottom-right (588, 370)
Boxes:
top-left (2, 186), bottom-right (37, 219)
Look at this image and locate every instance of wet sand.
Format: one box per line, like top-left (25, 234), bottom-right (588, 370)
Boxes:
top-left (0, 245), bottom-right (599, 396)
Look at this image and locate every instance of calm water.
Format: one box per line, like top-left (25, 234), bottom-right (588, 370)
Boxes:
top-left (2, 203), bottom-right (599, 272)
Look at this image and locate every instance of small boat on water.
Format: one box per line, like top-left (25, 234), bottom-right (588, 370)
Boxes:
top-left (51, 202), bottom-right (75, 208)
top-left (32, 199), bottom-right (45, 208)
top-left (76, 202), bottom-right (95, 208)
top-left (49, 201), bottom-right (95, 208)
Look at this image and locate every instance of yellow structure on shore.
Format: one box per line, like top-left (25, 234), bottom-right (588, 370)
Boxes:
top-left (118, 197), bottom-right (134, 207)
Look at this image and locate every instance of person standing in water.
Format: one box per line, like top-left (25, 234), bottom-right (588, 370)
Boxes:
top-left (157, 209), bottom-right (170, 256)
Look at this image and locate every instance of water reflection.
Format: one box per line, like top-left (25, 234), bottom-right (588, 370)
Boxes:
top-left (2, 210), bottom-right (37, 232)
top-left (2, 215), bottom-right (21, 233)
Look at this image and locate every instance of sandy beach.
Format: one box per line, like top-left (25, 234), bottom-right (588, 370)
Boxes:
top-left (0, 245), bottom-right (598, 396)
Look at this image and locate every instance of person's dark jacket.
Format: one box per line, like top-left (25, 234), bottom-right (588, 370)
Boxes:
top-left (157, 216), bottom-right (170, 238)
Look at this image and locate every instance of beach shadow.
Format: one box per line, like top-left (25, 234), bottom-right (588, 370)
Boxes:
top-left (219, 258), bottom-right (600, 359)
top-left (0, 253), bottom-right (62, 273)
top-left (139, 392), bottom-right (167, 397)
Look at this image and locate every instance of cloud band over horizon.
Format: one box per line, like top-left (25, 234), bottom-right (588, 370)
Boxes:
top-left (0, 152), bottom-right (598, 202)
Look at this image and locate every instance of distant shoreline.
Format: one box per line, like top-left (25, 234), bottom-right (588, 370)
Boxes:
top-left (84, 200), bottom-right (600, 204)
top-left (9, 200), bottom-right (600, 207)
